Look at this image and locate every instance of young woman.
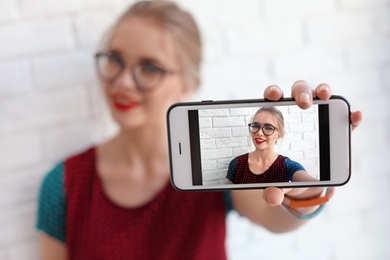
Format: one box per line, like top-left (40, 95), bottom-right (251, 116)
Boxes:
top-left (227, 106), bottom-right (320, 184)
top-left (36, 1), bottom-right (363, 259)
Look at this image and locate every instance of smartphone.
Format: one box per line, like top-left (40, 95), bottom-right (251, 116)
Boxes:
top-left (167, 96), bottom-right (351, 191)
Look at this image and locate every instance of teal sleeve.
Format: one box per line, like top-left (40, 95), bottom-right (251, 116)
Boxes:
top-left (226, 157), bottom-right (238, 182)
top-left (285, 158), bottom-right (306, 181)
top-left (36, 163), bottom-right (66, 242)
top-left (223, 191), bottom-right (234, 216)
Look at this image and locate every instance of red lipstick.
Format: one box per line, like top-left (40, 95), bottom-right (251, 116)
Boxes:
top-left (255, 138), bottom-right (265, 145)
top-left (111, 94), bottom-right (139, 112)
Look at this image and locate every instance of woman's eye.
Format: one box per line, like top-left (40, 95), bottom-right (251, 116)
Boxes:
top-left (108, 55), bottom-right (123, 66)
top-left (141, 62), bottom-right (164, 74)
top-left (264, 126), bottom-right (274, 131)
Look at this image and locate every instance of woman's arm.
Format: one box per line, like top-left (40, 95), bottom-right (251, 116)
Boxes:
top-left (39, 233), bottom-right (66, 260)
top-left (231, 81), bottom-right (363, 233)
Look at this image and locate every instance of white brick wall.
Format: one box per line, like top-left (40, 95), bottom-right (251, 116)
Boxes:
top-left (0, 0), bottom-right (389, 259)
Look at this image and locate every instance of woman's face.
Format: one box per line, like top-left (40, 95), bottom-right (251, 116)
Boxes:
top-left (100, 17), bottom-right (189, 130)
top-left (251, 112), bottom-right (280, 151)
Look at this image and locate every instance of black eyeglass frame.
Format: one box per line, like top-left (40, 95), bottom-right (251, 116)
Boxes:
top-left (248, 123), bottom-right (278, 136)
top-left (94, 52), bottom-right (175, 92)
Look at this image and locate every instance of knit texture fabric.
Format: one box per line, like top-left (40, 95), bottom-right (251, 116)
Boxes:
top-left (65, 148), bottom-right (227, 260)
top-left (37, 163), bottom-right (66, 242)
top-left (232, 153), bottom-right (289, 183)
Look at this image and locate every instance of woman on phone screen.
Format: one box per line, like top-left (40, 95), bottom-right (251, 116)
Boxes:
top-left (227, 106), bottom-right (319, 184)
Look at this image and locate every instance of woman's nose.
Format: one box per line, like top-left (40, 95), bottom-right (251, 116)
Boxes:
top-left (114, 69), bottom-right (138, 90)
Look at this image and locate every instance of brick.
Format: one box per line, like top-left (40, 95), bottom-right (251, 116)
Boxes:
top-left (0, 180), bottom-right (40, 210)
top-left (202, 169), bottom-right (227, 182)
top-left (283, 132), bottom-right (304, 142)
top-left (231, 126), bottom-right (250, 137)
top-left (212, 117), bottom-right (245, 127)
top-left (0, 132), bottom-right (42, 172)
top-left (83, 0), bottom-right (122, 8)
top-left (289, 140), bottom-right (316, 151)
top-left (226, 20), bottom-right (303, 56)
top-left (200, 58), bottom-right (271, 100)
top-left (307, 12), bottom-right (375, 44)
top-left (283, 150), bottom-right (304, 160)
top-left (201, 29), bottom-right (227, 63)
top-left (200, 128), bottom-right (231, 139)
top-left (201, 148), bottom-right (232, 160)
top-left (184, 0), bottom-right (261, 29)
top-left (6, 241), bottom-right (41, 260)
top-left (323, 68), bottom-right (382, 97)
top-left (19, 0), bottom-right (80, 17)
top-left (215, 137), bottom-right (247, 148)
top-left (233, 147), bottom-right (252, 157)
top-left (0, 0), bottom-right (19, 22)
top-left (200, 139), bottom-right (215, 149)
top-left (303, 132), bottom-right (318, 140)
top-left (31, 51), bottom-right (96, 89)
top-left (340, 0), bottom-right (389, 9)
top-left (384, 66), bottom-right (390, 90)
top-left (201, 160), bottom-right (216, 171)
top-left (304, 150), bottom-right (320, 159)
top-left (348, 37), bottom-right (390, 69)
top-left (229, 107), bottom-right (258, 117)
top-left (0, 250), bottom-right (6, 259)
top-left (74, 11), bottom-right (117, 48)
top-left (42, 119), bottom-right (100, 161)
top-left (198, 117), bottom-right (212, 128)
top-left (273, 47), bottom-right (345, 79)
top-left (0, 59), bottom-right (33, 97)
top-left (302, 113), bottom-right (318, 122)
top-left (289, 122), bottom-right (315, 132)
top-left (0, 203), bottom-right (37, 247)
top-left (217, 159), bottom-right (231, 170)
top-left (264, 0), bottom-right (336, 18)
top-left (199, 108), bottom-right (228, 117)
top-left (0, 87), bottom-right (91, 132)
top-left (377, 9), bottom-right (390, 35)
top-left (284, 113), bottom-right (302, 123)
top-left (0, 19), bottom-right (74, 58)
top-left (288, 105), bottom-right (315, 114)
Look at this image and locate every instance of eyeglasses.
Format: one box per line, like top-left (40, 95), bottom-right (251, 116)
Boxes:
top-left (248, 123), bottom-right (277, 136)
top-left (95, 52), bottom-right (174, 92)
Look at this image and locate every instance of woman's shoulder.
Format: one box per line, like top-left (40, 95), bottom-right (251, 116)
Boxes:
top-left (283, 156), bottom-right (305, 171)
top-left (41, 146), bottom-right (96, 186)
top-left (66, 146), bottom-right (96, 162)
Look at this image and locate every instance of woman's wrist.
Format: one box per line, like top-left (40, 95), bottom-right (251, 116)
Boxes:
top-left (281, 187), bottom-right (335, 220)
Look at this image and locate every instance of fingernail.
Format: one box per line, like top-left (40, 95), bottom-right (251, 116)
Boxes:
top-left (300, 93), bottom-right (310, 103)
top-left (269, 85), bottom-right (279, 94)
top-left (319, 85), bottom-right (329, 92)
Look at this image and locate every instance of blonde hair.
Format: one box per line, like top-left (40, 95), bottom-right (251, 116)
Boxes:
top-left (100, 0), bottom-right (202, 90)
top-left (252, 106), bottom-right (285, 138)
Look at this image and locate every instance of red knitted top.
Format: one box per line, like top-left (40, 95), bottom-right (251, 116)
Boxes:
top-left (64, 148), bottom-right (227, 259)
top-left (234, 153), bottom-right (289, 183)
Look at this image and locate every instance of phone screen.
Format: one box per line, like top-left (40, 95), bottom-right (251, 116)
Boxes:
top-left (187, 104), bottom-right (330, 186)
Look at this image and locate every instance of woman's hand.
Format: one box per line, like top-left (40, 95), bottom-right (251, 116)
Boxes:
top-left (262, 80), bottom-right (363, 206)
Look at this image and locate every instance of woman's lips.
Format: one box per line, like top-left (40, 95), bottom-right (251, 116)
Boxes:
top-left (255, 138), bottom-right (265, 145)
top-left (112, 94), bottom-right (139, 111)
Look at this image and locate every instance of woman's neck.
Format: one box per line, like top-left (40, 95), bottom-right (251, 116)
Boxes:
top-left (250, 149), bottom-right (278, 163)
top-left (100, 123), bottom-right (170, 169)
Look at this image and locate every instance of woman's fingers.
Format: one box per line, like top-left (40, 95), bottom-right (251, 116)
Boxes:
top-left (351, 111), bottom-right (363, 131)
top-left (264, 85), bottom-right (284, 101)
top-left (262, 187), bottom-right (285, 206)
top-left (291, 80), bottom-right (314, 109)
top-left (314, 83), bottom-right (332, 100)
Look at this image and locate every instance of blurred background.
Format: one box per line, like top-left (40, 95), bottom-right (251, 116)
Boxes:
top-left (0, 0), bottom-right (389, 259)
